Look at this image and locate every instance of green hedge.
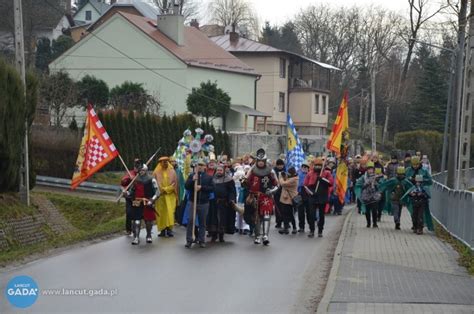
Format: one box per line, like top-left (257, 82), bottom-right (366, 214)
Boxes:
top-left (98, 111), bottom-right (231, 171)
top-left (394, 130), bottom-right (442, 171)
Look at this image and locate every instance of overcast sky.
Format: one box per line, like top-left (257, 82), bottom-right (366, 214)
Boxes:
top-left (250, 0), bottom-right (411, 25)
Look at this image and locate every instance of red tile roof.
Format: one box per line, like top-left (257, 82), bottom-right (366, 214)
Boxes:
top-left (118, 12), bottom-right (257, 76)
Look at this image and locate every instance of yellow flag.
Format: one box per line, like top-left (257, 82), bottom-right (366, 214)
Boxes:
top-left (326, 91), bottom-right (349, 155)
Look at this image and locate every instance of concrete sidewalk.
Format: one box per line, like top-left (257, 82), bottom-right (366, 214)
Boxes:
top-left (319, 208), bottom-right (474, 314)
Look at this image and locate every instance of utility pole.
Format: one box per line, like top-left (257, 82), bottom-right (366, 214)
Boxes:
top-left (441, 52), bottom-right (456, 174)
top-left (447, 0), bottom-right (468, 189)
top-left (457, 1), bottom-right (474, 189)
top-left (358, 89), bottom-right (365, 134)
top-left (370, 68), bottom-right (376, 153)
top-left (14, 0), bottom-right (30, 206)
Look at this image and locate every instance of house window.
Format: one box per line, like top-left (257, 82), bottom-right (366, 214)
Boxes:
top-left (279, 92), bottom-right (285, 112)
top-left (279, 58), bottom-right (286, 78)
top-left (322, 96), bottom-right (327, 115)
top-left (315, 94), bottom-right (319, 114)
top-left (85, 11), bottom-right (92, 21)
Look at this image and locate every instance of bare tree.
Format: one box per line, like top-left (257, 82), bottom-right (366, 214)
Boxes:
top-left (40, 71), bottom-right (79, 127)
top-left (151, 0), bottom-right (201, 22)
top-left (400, 0), bottom-right (449, 81)
top-left (208, 0), bottom-right (259, 38)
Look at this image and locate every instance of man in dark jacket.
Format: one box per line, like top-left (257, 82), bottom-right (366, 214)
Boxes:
top-left (273, 159), bottom-right (286, 228)
top-left (208, 163), bottom-right (236, 242)
top-left (303, 157), bottom-right (334, 238)
top-left (184, 159), bottom-right (214, 248)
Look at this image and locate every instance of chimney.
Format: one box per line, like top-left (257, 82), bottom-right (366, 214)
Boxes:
top-left (156, 1), bottom-right (184, 45)
top-left (229, 31), bottom-right (239, 44)
top-left (190, 19), bottom-right (199, 30)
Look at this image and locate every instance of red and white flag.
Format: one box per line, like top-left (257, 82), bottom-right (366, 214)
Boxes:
top-left (71, 105), bottom-right (118, 189)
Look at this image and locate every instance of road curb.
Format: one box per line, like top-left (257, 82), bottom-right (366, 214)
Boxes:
top-left (316, 206), bottom-right (353, 314)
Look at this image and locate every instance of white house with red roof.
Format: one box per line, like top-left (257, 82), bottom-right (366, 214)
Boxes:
top-left (50, 8), bottom-right (266, 132)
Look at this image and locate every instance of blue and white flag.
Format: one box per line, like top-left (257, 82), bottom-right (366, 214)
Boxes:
top-left (286, 114), bottom-right (305, 170)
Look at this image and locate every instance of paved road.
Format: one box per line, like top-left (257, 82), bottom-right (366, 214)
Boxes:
top-left (0, 210), bottom-right (348, 313)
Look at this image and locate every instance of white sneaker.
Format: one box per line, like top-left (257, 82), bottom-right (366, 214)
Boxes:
top-left (254, 237), bottom-right (261, 244)
top-left (132, 237), bottom-right (140, 245)
top-left (262, 235), bottom-right (270, 245)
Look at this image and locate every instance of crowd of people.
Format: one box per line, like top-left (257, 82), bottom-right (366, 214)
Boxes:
top-left (119, 148), bottom-right (434, 248)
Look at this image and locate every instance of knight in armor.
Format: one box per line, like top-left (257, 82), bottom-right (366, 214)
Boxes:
top-left (245, 148), bottom-right (278, 245)
top-left (125, 164), bottom-right (160, 245)
top-left (303, 157), bottom-right (334, 237)
top-left (120, 158), bottom-right (141, 235)
top-left (208, 163), bottom-right (237, 242)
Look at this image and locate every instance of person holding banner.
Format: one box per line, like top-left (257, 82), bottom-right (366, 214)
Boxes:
top-left (184, 160), bottom-right (214, 249)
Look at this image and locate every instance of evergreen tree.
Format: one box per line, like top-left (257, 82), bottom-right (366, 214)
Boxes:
top-left (51, 35), bottom-right (75, 60)
top-left (186, 81), bottom-right (231, 128)
top-left (128, 111), bottom-right (138, 161)
top-left (77, 75), bottom-right (109, 108)
top-left (0, 59), bottom-right (38, 192)
top-left (410, 45), bottom-right (448, 132)
top-left (35, 38), bottom-right (52, 72)
top-left (69, 116), bottom-right (78, 132)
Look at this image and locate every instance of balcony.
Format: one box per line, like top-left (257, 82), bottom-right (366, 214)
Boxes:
top-left (289, 60), bottom-right (330, 92)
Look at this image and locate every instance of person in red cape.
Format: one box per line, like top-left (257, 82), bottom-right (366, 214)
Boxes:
top-left (245, 148), bottom-right (278, 246)
top-left (125, 164), bottom-right (160, 245)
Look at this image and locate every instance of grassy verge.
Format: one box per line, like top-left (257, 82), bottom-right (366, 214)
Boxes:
top-left (0, 193), bottom-right (40, 220)
top-left (0, 192), bottom-right (124, 266)
top-left (88, 172), bottom-right (122, 185)
top-left (434, 222), bottom-right (474, 276)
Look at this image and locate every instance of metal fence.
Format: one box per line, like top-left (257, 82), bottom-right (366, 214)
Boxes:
top-left (431, 169), bottom-right (474, 250)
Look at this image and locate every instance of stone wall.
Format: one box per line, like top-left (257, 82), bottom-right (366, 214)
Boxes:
top-left (0, 195), bottom-right (76, 251)
top-left (229, 132), bottom-right (329, 160)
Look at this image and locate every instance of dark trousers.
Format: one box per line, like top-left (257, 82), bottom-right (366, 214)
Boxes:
top-left (281, 203), bottom-right (295, 229)
top-left (308, 202), bottom-right (326, 233)
top-left (125, 199), bottom-right (133, 232)
top-left (392, 201), bottom-right (402, 224)
top-left (334, 198), bottom-right (344, 215)
top-left (186, 202), bottom-right (209, 243)
top-left (365, 202), bottom-right (378, 226)
top-left (413, 200), bottom-right (427, 231)
top-left (298, 200), bottom-right (310, 230)
top-left (274, 190), bottom-right (283, 225)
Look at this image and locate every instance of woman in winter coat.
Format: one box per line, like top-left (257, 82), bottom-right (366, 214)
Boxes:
top-left (278, 167), bottom-right (299, 234)
top-left (356, 161), bottom-right (382, 228)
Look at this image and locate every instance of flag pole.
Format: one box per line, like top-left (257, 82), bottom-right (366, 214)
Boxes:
top-left (118, 154), bottom-right (132, 178)
top-left (116, 147), bottom-right (161, 202)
